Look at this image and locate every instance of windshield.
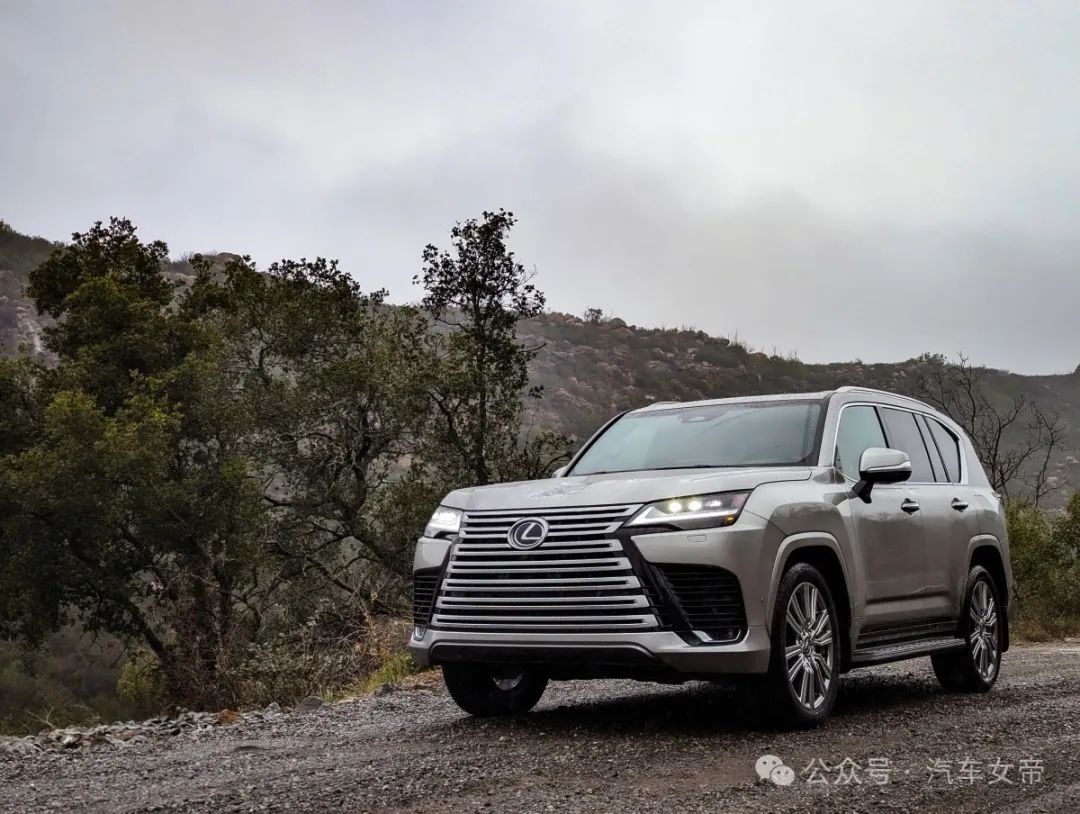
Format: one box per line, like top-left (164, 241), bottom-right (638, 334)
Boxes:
top-left (569, 401), bottom-right (824, 476)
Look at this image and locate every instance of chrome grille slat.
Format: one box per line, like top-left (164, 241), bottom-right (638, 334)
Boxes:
top-left (454, 541), bottom-right (622, 552)
top-left (462, 506), bottom-right (637, 518)
top-left (432, 504), bottom-right (660, 633)
top-left (434, 614), bottom-right (657, 624)
top-left (462, 520), bottom-right (625, 530)
top-left (438, 595), bottom-right (648, 607)
top-left (431, 617), bottom-right (658, 629)
top-left (441, 576), bottom-right (640, 588)
top-left (448, 556), bottom-right (632, 571)
top-left (459, 527), bottom-right (622, 539)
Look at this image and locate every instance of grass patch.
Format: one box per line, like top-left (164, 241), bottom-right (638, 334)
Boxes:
top-left (357, 652), bottom-right (421, 694)
top-left (330, 651), bottom-right (423, 699)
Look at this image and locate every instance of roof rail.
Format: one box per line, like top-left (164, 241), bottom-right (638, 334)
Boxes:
top-left (834, 386), bottom-right (934, 410)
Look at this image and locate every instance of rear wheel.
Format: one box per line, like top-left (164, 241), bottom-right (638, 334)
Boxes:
top-left (932, 565), bottom-right (1002, 693)
top-left (766, 563), bottom-right (841, 729)
top-left (442, 664), bottom-right (548, 716)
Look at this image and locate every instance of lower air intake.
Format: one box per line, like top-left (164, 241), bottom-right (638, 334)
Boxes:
top-left (652, 564), bottom-right (747, 642)
top-left (413, 568), bottom-right (440, 627)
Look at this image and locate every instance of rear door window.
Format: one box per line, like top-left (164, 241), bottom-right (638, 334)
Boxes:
top-left (915, 415), bottom-right (947, 482)
top-left (879, 408), bottom-right (936, 483)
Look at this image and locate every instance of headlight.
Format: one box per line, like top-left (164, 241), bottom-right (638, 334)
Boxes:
top-left (626, 491), bottom-right (750, 530)
top-left (424, 506), bottom-right (462, 537)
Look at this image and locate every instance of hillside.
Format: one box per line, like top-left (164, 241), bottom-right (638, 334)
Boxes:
top-left (519, 314), bottom-right (1080, 497)
top-left (3, 220), bottom-right (1078, 499)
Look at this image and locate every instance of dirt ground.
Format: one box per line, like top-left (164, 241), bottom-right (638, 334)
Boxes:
top-left (2, 642), bottom-right (1079, 813)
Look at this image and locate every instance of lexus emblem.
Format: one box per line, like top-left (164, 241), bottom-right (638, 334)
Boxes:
top-left (506, 517), bottom-right (550, 550)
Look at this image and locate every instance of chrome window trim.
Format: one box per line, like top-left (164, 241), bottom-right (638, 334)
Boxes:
top-left (828, 400), bottom-right (968, 487)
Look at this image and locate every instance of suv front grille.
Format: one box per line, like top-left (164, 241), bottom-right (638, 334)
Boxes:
top-left (432, 505), bottom-right (661, 633)
top-left (652, 564), bottom-right (747, 641)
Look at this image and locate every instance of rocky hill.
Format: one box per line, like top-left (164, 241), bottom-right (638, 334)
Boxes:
top-left (3, 220), bottom-right (1078, 499)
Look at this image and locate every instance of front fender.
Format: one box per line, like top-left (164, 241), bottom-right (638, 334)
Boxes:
top-left (764, 531), bottom-right (854, 636)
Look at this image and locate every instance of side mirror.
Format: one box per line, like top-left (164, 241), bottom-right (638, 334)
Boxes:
top-left (853, 447), bottom-right (911, 500)
top-left (551, 466), bottom-right (568, 478)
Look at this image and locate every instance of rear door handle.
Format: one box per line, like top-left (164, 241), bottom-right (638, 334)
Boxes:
top-left (901, 499), bottom-right (921, 514)
top-left (951, 498), bottom-right (970, 512)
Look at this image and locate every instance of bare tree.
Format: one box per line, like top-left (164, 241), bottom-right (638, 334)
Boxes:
top-left (583, 307), bottom-right (606, 325)
top-left (916, 354), bottom-right (1064, 505)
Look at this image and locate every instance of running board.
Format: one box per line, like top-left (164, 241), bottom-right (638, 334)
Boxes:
top-left (851, 636), bottom-right (966, 667)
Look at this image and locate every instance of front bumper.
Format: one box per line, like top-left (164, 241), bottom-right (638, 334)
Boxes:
top-left (409, 626), bottom-right (771, 674)
top-left (408, 511), bottom-right (779, 676)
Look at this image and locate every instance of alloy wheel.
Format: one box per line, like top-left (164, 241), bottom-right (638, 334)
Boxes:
top-left (784, 582), bottom-right (835, 710)
top-left (969, 580), bottom-right (999, 680)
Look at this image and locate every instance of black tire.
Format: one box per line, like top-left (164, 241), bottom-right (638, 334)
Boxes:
top-left (766, 563), bottom-right (842, 729)
top-left (932, 565), bottom-right (1002, 693)
top-left (442, 664), bottom-right (548, 717)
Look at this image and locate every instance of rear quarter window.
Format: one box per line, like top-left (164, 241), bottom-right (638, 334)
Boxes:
top-left (925, 417), bottom-right (963, 483)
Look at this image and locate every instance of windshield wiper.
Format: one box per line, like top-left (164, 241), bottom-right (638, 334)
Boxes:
top-left (578, 463), bottom-right (796, 476)
top-left (579, 465), bottom-right (731, 476)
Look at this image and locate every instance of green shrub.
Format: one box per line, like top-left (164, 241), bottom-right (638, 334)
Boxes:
top-left (1009, 496), bottom-right (1080, 637)
top-left (116, 651), bottom-right (167, 717)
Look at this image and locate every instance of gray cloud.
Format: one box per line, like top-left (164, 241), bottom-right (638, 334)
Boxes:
top-left (2, 0), bottom-right (1079, 372)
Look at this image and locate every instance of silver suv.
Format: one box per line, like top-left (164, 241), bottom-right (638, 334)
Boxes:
top-left (409, 387), bottom-right (1012, 728)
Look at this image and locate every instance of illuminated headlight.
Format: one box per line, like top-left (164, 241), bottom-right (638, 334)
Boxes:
top-left (626, 491), bottom-right (750, 530)
top-left (424, 506), bottom-right (462, 537)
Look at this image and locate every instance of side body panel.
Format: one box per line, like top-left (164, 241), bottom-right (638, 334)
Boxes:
top-left (754, 389), bottom-right (1014, 646)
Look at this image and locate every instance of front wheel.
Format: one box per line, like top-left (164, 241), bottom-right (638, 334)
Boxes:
top-left (442, 664), bottom-right (548, 717)
top-left (766, 563), bottom-right (842, 729)
top-left (932, 565), bottom-right (1002, 693)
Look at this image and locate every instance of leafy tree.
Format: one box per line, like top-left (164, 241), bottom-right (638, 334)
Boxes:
top-left (1, 220), bottom-right (265, 703)
top-left (415, 209), bottom-right (571, 485)
top-left (0, 211), bottom-right (575, 712)
top-left (0, 357), bottom-right (54, 640)
top-left (190, 255), bottom-right (441, 616)
top-left (27, 219), bottom-right (187, 412)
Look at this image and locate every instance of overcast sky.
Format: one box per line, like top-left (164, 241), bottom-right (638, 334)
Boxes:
top-left (3, 1), bottom-right (1080, 373)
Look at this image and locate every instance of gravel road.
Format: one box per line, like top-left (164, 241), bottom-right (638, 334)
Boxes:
top-left (2, 642), bottom-right (1079, 813)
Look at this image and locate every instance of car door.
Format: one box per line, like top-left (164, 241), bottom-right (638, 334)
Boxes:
top-left (834, 404), bottom-right (928, 625)
top-left (877, 407), bottom-right (965, 623)
top-left (916, 414), bottom-right (981, 619)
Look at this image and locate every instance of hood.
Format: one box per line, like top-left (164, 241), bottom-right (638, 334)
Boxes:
top-left (442, 466), bottom-right (813, 511)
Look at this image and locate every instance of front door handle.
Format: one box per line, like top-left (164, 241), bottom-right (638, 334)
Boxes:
top-left (900, 499), bottom-right (921, 514)
top-left (951, 498), bottom-right (970, 512)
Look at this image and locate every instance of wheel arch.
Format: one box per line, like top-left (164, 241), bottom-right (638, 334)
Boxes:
top-left (967, 537), bottom-right (1010, 652)
top-left (768, 533), bottom-right (854, 670)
